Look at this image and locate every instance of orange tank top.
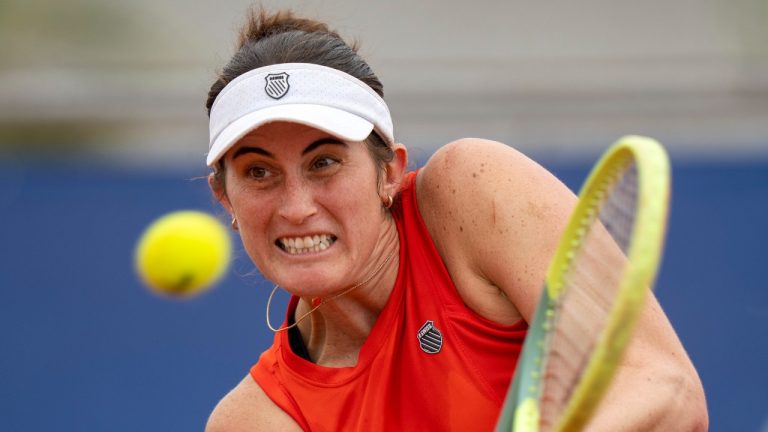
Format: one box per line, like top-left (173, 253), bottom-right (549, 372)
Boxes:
top-left (251, 171), bottom-right (527, 431)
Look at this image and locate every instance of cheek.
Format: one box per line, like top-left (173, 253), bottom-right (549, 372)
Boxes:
top-left (237, 216), bottom-right (267, 260)
top-left (228, 191), bottom-right (275, 255)
top-left (237, 218), bottom-right (277, 277)
top-left (324, 166), bottom-right (377, 203)
top-left (325, 177), bottom-right (383, 232)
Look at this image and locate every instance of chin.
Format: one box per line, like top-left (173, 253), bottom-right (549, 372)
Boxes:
top-left (271, 271), bottom-right (341, 297)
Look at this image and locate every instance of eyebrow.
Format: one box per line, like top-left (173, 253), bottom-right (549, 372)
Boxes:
top-left (302, 137), bottom-right (347, 155)
top-left (231, 137), bottom-right (348, 160)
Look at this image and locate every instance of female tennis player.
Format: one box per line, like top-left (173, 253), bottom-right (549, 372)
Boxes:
top-left (204, 8), bottom-right (707, 431)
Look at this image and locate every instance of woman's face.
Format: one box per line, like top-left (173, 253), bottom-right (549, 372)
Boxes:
top-left (217, 121), bottom-right (392, 297)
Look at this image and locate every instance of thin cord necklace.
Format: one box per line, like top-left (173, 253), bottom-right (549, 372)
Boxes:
top-left (265, 249), bottom-right (398, 332)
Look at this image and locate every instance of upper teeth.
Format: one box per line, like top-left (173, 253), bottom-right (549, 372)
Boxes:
top-left (280, 234), bottom-right (334, 253)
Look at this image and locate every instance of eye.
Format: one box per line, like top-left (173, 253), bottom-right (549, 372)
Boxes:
top-left (247, 166), bottom-right (272, 180)
top-left (312, 156), bottom-right (339, 170)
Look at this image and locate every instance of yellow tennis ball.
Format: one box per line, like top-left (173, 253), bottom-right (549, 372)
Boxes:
top-left (135, 210), bottom-right (232, 298)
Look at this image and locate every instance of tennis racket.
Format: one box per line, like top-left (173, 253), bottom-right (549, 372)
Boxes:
top-left (495, 136), bottom-right (670, 432)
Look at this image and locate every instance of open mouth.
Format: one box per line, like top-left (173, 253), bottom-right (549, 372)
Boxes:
top-left (276, 234), bottom-right (337, 255)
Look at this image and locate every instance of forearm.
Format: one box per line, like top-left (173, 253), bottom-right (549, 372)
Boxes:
top-left (584, 361), bottom-right (708, 431)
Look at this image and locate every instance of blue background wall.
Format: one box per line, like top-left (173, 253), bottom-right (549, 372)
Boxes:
top-left (1, 156), bottom-right (766, 431)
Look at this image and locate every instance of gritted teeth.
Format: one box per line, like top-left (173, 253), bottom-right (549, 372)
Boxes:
top-left (277, 234), bottom-right (336, 254)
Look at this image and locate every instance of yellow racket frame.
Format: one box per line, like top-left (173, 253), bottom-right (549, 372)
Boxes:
top-left (496, 135), bottom-right (670, 432)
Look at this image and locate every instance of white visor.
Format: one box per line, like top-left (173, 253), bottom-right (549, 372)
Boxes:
top-left (207, 63), bottom-right (394, 166)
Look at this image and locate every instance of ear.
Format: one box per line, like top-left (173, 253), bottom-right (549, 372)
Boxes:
top-left (381, 143), bottom-right (408, 198)
top-left (208, 174), bottom-right (234, 217)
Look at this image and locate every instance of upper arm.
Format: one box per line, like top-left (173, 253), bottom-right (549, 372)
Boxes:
top-left (205, 376), bottom-right (302, 432)
top-left (417, 138), bottom-right (576, 323)
top-left (417, 138), bottom-right (708, 429)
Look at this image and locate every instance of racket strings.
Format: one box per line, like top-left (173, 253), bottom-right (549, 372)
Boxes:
top-left (538, 160), bottom-right (638, 431)
top-left (539, 228), bottom-right (623, 429)
top-left (599, 163), bottom-right (637, 253)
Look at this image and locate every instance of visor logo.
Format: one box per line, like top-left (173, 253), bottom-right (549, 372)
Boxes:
top-left (417, 320), bottom-right (443, 354)
top-left (264, 72), bottom-right (290, 99)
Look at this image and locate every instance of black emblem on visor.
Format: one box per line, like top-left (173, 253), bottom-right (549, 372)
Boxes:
top-left (417, 320), bottom-right (443, 354)
top-left (264, 72), bottom-right (290, 99)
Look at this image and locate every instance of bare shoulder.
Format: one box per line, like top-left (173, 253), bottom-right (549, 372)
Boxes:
top-left (419, 139), bottom-right (709, 429)
top-left (205, 375), bottom-right (302, 432)
top-left (417, 138), bottom-right (575, 323)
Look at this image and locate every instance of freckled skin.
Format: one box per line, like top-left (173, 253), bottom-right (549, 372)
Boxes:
top-left (415, 138), bottom-right (707, 431)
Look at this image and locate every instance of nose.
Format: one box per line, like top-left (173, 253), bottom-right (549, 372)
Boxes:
top-left (277, 177), bottom-right (318, 224)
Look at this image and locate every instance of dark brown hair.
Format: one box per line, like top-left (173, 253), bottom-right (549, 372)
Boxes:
top-left (207, 8), bottom-right (393, 196)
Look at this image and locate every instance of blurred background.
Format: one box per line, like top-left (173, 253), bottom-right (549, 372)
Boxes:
top-left (1, 0), bottom-right (766, 430)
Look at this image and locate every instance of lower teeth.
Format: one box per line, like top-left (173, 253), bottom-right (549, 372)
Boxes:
top-left (288, 242), bottom-right (331, 254)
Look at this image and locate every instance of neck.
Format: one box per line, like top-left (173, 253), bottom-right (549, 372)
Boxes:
top-left (296, 216), bottom-right (400, 367)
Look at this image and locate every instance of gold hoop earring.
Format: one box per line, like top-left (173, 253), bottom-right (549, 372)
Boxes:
top-left (231, 216), bottom-right (239, 231)
top-left (383, 194), bottom-right (394, 209)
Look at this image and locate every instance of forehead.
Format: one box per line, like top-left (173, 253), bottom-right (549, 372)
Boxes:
top-left (224, 121), bottom-right (365, 164)
top-left (228, 121), bottom-right (333, 154)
